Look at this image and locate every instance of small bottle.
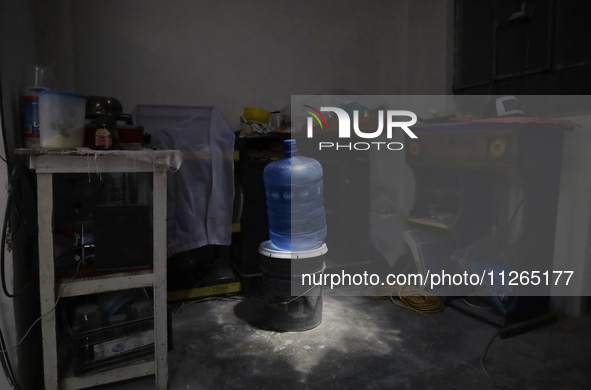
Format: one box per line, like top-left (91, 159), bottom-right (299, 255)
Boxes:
top-left (95, 125), bottom-right (112, 149)
top-left (94, 115), bottom-right (119, 150)
top-left (22, 88), bottom-right (46, 148)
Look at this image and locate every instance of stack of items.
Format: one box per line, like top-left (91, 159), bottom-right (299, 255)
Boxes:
top-left (62, 289), bottom-right (154, 375)
top-left (239, 107), bottom-right (288, 138)
top-left (258, 140), bottom-right (328, 331)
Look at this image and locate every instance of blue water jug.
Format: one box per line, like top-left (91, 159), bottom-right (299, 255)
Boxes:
top-left (263, 139), bottom-right (327, 251)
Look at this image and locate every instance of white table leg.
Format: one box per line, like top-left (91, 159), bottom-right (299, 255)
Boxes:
top-left (37, 173), bottom-right (58, 390)
top-left (153, 170), bottom-right (168, 389)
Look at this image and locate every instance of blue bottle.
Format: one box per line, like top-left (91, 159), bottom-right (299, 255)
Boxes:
top-left (263, 139), bottom-right (327, 251)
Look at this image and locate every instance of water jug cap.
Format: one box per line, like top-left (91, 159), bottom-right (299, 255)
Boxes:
top-left (284, 139), bottom-right (298, 157)
top-left (258, 240), bottom-right (328, 259)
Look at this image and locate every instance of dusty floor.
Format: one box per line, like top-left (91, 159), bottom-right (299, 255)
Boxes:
top-left (97, 296), bottom-right (591, 390)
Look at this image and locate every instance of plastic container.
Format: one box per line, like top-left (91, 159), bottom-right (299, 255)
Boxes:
top-left (72, 304), bottom-right (102, 334)
top-left (38, 91), bottom-right (86, 149)
top-left (129, 300), bottom-right (153, 320)
top-left (22, 88), bottom-right (46, 148)
top-left (60, 307), bottom-right (154, 376)
top-left (259, 240), bottom-right (327, 331)
top-left (243, 107), bottom-right (270, 123)
top-left (263, 139), bottom-right (327, 251)
top-left (25, 63), bottom-right (57, 90)
top-left (96, 289), bottom-right (143, 321)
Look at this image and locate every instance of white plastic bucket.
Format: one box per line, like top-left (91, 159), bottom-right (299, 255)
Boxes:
top-left (38, 91), bottom-right (86, 149)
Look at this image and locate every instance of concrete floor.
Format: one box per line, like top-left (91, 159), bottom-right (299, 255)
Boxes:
top-left (97, 296), bottom-right (591, 390)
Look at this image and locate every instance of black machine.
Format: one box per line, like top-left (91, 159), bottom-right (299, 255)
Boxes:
top-left (93, 205), bottom-right (153, 269)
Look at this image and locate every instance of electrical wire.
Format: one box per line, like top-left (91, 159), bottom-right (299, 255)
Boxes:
top-left (1, 192), bottom-right (32, 298)
top-left (497, 196), bottom-right (524, 256)
top-left (9, 164), bottom-right (37, 237)
top-left (0, 257), bottom-right (88, 355)
top-left (53, 245), bottom-right (90, 263)
top-left (389, 285), bottom-right (445, 315)
top-left (0, 65), bottom-right (9, 165)
top-left (481, 330), bottom-right (502, 389)
top-left (0, 327), bottom-right (19, 390)
top-left (1, 163), bottom-right (38, 298)
top-left (0, 57), bottom-right (19, 389)
top-left (463, 296), bottom-right (493, 310)
top-left (361, 285), bottom-right (445, 324)
top-left (505, 197), bottom-right (524, 233)
top-left (364, 285), bottom-right (500, 386)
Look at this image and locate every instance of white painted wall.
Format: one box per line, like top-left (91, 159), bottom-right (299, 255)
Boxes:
top-left (406, 1), bottom-right (455, 94)
top-left (65, 0), bottom-right (419, 127)
top-left (33, 0), bottom-right (76, 92)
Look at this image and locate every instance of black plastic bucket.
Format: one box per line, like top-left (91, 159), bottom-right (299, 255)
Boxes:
top-left (259, 240), bottom-right (327, 332)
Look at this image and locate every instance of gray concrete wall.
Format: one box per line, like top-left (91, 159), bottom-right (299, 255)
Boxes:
top-left (55, 0), bottom-right (452, 127)
top-left (0, 0), bottom-right (42, 388)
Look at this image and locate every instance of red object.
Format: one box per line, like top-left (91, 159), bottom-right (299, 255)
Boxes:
top-left (85, 124), bottom-right (144, 149)
top-left (117, 125), bottom-right (145, 149)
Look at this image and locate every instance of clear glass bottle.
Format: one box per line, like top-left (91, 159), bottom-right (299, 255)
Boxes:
top-left (94, 115), bottom-right (119, 150)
